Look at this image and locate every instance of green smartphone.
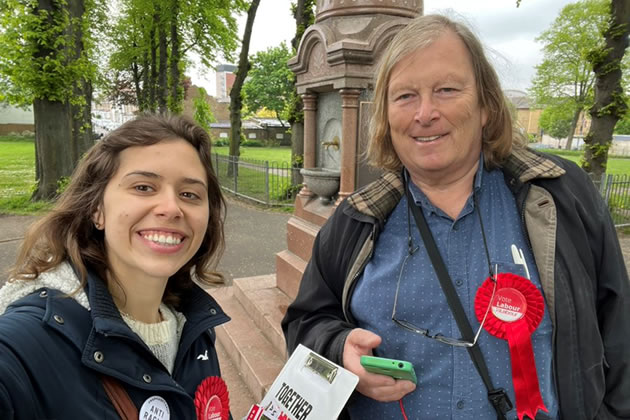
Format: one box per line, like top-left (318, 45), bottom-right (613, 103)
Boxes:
top-left (360, 355), bottom-right (417, 384)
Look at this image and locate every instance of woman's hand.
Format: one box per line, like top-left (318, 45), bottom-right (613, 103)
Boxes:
top-left (342, 328), bottom-right (416, 402)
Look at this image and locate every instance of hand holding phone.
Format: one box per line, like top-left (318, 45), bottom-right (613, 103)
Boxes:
top-left (360, 355), bottom-right (417, 384)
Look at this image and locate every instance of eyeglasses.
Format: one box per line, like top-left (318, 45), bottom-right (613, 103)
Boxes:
top-left (391, 252), bottom-right (497, 348)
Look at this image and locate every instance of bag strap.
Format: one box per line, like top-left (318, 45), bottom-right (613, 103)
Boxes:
top-left (404, 185), bottom-right (513, 420)
top-left (102, 375), bottom-right (139, 420)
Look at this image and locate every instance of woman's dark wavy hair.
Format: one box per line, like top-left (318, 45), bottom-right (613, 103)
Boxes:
top-left (9, 113), bottom-right (226, 306)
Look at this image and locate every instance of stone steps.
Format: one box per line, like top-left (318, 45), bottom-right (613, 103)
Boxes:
top-left (213, 196), bottom-right (334, 418)
top-left (212, 276), bottom-right (290, 409)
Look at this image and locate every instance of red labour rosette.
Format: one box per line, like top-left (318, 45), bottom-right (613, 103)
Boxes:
top-left (474, 272), bottom-right (548, 420)
top-left (194, 376), bottom-right (230, 420)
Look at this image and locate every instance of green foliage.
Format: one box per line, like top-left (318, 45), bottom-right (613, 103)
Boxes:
top-left (615, 110), bottom-right (630, 134)
top-left (241, 139), bottom-right (263, 147)
top-left (242, 43), bottom-right (294, 125)
top-left (213, 138), bottom-right (229, 147)
top-left (539, 102), bottom-right (575, 139)
top-left (0, 0), bottom-right (104, 106)
top-left (529, 0), bottom-right (609, 111)
top-left (105, 0), bottom-right (244, 112)
top-left (193, 87), bottom-right (216, 132)
top-left (56, 176), bottom-right (71, 195)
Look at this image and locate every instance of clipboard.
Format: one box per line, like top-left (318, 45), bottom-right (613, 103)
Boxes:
top-left (246, 344), bottom-right (359, 420)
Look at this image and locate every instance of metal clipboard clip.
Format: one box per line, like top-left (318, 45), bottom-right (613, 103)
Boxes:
top-left (304, 352), bottom-right (338, 384)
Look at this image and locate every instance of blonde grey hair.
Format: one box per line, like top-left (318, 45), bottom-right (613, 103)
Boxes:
top-left (367, 14), bottom-right (524, 171)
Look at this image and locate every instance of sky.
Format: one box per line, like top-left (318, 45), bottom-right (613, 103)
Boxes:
top-left (190, 0), bottom-right (578, 96)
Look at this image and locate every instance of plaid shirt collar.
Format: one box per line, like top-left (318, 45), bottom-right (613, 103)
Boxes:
top-left (348, 147), bottom-right (566, 220)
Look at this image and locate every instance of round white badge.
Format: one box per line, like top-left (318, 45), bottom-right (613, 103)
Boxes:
top-left (491, 287), bottom-right (528, 322)
top-left (139, 395), bottom-right (170, 420)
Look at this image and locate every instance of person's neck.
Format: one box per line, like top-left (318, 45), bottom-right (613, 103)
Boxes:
top-left (409, 162), bottom-right (479, 219)
top-left (108, 274), bottom-right (167, 324)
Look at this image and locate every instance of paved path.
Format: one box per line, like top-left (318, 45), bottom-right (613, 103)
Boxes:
top-left (0, 198), bottom-right (290, 284)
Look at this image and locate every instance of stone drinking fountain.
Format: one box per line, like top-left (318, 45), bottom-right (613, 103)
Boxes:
top-left (209, 2), bottom-right (424, 409)
top-left (289, 0), bottom-right (422, 205)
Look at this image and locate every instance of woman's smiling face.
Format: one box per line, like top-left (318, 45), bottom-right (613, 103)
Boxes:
top-left (94, 138), bottom-right (210, 285)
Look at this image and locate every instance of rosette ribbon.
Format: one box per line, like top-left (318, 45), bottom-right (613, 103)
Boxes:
top-left (474, 272), bottom-right (548, 420)
top-left (194, 376), bottom-right (230, 420)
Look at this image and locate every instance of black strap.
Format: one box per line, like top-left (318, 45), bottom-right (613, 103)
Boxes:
top-left (404, 185), bottom-right (513, 420)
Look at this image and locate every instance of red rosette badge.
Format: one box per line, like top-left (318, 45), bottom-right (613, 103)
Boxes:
top-left (194, 376), bottom-right (230, 420)
top-left (475, 272), bottom-right (548, 420)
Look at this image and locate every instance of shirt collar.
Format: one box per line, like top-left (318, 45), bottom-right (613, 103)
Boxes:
top-left (405, 153), bottom-right (485, 216)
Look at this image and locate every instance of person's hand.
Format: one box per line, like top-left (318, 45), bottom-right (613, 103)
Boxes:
top-left (342, 328), bottom-right (416, 402)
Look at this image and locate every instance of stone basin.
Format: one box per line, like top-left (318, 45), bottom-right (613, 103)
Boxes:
top-left (300, 168), bottom-right (341, 204)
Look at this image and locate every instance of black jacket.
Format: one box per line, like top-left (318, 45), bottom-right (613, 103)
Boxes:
top-left (282, 149), bottom-right (630, 419)
top-left (0, 266), bottom-right (230, 419)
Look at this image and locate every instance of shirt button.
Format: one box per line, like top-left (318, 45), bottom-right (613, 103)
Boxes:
top-left (455, 279), bottom-right (463, 287)
top-left (53, 314), bottom-right (64, 324)
top-left (143, 374), bottom-right (152, 383)
top-left (210, 308), bottom-right (217, 315)
top-left (456, 400), bottom-right (465, 409)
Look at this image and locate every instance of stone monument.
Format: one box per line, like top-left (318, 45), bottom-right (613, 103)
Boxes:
top-left (278, 0), bottom-right (423, 298)
top-left (211, 2), bottom-right (423, 411)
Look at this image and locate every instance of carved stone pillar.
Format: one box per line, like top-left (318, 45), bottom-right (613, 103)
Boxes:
top-left (300, 93), bottom-right (318, 197)
top-left (337, 89), bottom-right (361, 202)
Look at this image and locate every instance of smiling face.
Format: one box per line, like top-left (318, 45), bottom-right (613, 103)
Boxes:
top-left (387, 30), bottom-right (488, 186)
top-left (94, 139), bottom-right (210, 286)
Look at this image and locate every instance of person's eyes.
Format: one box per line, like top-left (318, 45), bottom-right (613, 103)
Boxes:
top-left (181, 191), bottom-right (202, 200)
top-left (436, 87), bottom-right (458, 94)
top-left (134, 184), bottom-right (155, 193)
top-left (395, 93), bottom-right (415, 101)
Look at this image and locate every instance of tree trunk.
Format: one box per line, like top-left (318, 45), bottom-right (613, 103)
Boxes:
top-left (583, 0), bottom-right (630, 179)
top-left (32, 99), bottom-right (74, 200)
top-left (32, 0), bottom-right (92, 200)
top-left (149, 18), bottom-right (158, 113)
top-left (157, 14), bottom-right (168, 114)
top-left (228, 0), bottom-right (261, 176)
top-left (67, 0), bottom-right (93, 159)
top-left (565, 107), bottom-right (581, 150)
top-left (288, 0), bottom-right (313, 184)
top-left (132, 60), bottom-right (143, 110)
top-left (169, 1), bottom-right (181, 113)
top-left (290, 122), bottom-right (304, 186)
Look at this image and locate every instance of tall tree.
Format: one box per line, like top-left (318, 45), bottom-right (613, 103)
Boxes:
top-left (0, 0), bottom-right (103, 199)
top-left (288, 0), bottom-right (316, 170)
top-left (242, 43), bottom-right (294, 127)
top-left (539, 102), bottom-right (575, 141)
top-left (583, 0), bottom-right (630, 179)
top-left (229, 0), bottom-right (261, 169)
top-left (106, 0), bottom-right (242, 114)
top-left (530, 0), bottom-right (609, 150)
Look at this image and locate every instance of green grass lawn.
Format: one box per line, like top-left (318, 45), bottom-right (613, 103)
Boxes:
top-left (537, 148), bottom-right (630, 175)
top-left (4, 135), bottom-right (630, 216)
top-left (212, 146), bottom-right (292, 163)
top-left (0, 136), bottom-right (52, 215)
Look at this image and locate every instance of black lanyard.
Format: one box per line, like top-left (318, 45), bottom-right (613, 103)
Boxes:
top-left (404, 180), bottom-right (513, 420)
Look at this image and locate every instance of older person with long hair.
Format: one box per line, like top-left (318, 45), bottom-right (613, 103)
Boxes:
top-left (283, 14), bottom-right (630, 419)
top-left (0, 114), bottom-right (232, 419)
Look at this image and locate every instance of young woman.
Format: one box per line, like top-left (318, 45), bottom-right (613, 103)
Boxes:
top-left (0, 114), bottom-right (232, 419)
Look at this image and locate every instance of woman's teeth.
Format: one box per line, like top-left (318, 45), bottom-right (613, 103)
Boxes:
top-left (143, 233), bottom-right (182, 245)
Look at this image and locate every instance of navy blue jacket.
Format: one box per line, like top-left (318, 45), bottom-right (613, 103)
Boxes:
top-left (0, 268), bottom-right (230, 419)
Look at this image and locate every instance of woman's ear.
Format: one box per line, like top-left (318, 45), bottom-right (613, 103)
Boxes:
top-left (93, 207), bottom-right (105, 230)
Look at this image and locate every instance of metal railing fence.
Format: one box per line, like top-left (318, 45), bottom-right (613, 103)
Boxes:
top-left (212, 153), bottom-right (630, 226)
top-left (212, 153), bottom-right (302, 206)
top-left (599, 173), bottom-right (630, 227)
